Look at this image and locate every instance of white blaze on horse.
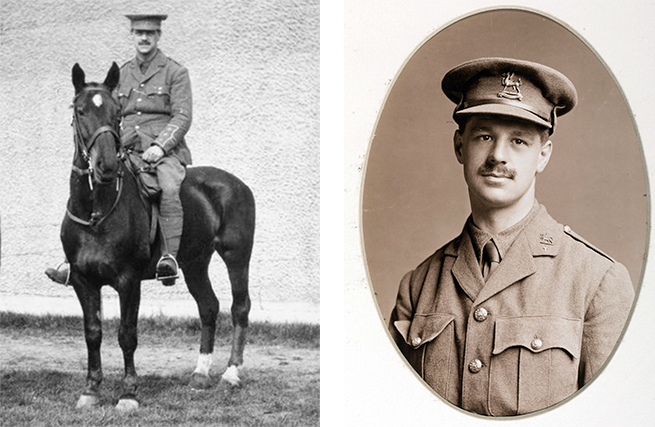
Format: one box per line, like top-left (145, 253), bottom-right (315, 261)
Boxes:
top-left (63, 62), bottom-right (255, 412)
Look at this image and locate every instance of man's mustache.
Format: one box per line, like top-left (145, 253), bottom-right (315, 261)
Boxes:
top-left (478, 162), bottom-right (517, 179)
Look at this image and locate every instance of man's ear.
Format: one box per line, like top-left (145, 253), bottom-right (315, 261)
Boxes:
top-left (454, 130), bottom-right (464, 164)
top-left (536, 139), bottom-right (553, 173)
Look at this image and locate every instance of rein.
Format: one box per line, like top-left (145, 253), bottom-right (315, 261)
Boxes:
top-left (67, 86), bottom-right (124, 227)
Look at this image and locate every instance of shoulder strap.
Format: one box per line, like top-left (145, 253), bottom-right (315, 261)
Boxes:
top-left (563, 225), bottom-right (615, 262)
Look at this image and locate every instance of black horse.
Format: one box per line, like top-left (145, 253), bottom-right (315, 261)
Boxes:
top-left (63, 62), bottom-right (255, 412)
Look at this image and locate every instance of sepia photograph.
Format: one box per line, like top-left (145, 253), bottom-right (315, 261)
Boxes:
top-left (363, 9), bottom-right (645, 416)
top-left (346, 1), bottom-right (654, 425)
top-left (0, 1), bottom-right (319, 425)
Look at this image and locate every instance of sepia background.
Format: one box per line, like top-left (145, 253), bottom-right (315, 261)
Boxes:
top-left (0, 0), bottom-right (319, 323)
top-left (361, 9), bottom-right (647, 324)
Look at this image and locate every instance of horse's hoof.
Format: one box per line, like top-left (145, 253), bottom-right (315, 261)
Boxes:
top-left (190, 372), bottom-right (211, 390)
top-left (76, 393), bottom-right (100, 409)
top-left (115, 398), bottom-right (139, 414)
top-left (220, 365), bottom-right (241, 387)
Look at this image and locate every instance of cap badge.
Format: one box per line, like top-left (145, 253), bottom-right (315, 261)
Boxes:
top-left (498, 72), bottom-right (523, 101)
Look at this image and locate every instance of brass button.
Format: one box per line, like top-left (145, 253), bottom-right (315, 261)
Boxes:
top-left (473, 307), bottom-right (488, 322)
top-left (137, 111), bottom-right (142, 115)
top-left (412, 336), bottom-right (422, 346)
top-left (137, 98), bottom-right (142, 102)
top-left (531, 338), bottom-right (543, 350)
top-left (468, 359), bottom-right (482, 374)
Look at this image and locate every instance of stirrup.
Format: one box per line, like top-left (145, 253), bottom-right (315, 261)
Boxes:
top-left (156, 254), bottom-right (179, 282)
top-left (45, 262), bottom-right (71, 286)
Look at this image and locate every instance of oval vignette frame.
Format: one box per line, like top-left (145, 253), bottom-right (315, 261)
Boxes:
top-left (360, 7), bottom-right (648, 417)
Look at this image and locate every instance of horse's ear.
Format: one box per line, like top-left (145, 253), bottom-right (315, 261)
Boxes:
top-left (72, 63), bottom-right (86, 94)
top-left (103, 62), bottom-right (120, 92)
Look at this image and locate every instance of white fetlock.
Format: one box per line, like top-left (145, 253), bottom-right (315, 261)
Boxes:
top-left (76, 393), bottom-right (100, 409)
top-left (221, 365), bottom-right (241, 386)
top-left (193, 353), bottom-right (213, 377)
top-left (116, 398), bottom-right (139, 414)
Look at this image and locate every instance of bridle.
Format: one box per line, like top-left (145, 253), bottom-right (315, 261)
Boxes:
top-left (67, 86), bottom-right (125, 227)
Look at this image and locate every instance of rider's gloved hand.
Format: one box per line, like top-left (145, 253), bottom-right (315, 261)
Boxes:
top-left (142, 145), bottom-right (165, 163)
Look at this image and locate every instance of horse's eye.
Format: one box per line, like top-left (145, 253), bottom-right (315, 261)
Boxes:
top-left (76, 108), bottom-right (85, 116)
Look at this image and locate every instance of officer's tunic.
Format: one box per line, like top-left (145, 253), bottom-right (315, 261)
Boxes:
top-left (389, 203), bottom-right (634, 416)
top-left (116, 48), bottom-right (192, 166)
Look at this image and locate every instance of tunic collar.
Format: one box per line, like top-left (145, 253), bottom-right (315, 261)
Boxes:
top-left (447, 200), bottom-right (564, 303)
top-left (130, 49), bottom-right (167, 81)
top-left (466, 200), bottom-right (541, 263)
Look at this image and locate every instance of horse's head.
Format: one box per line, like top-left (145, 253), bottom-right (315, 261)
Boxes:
top-left (71, 62), bottom-right (122, 185)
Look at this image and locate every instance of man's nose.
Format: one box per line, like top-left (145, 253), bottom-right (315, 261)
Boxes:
top-left (488, 139), bottom-right (509, 163)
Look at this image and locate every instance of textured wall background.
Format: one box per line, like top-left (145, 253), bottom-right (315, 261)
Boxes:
top-left (0, 0), bottom-right (319, 322)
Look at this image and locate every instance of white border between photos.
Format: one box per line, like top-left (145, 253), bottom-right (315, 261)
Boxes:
top-left (341, 0), bottom-right (654, 425)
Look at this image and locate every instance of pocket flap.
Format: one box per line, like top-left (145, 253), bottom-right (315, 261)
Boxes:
top-left (395, 313), bottom-right (455, 348)
top-left (147, 86), bottom-right (170, 96)
top-left (117, 88), bottom-right (132, 98)
top-left (493, 316), bottom-right (583, 358)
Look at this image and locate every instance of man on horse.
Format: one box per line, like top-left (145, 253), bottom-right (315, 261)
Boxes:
top-left (46, 13), bottom-right (192, 286)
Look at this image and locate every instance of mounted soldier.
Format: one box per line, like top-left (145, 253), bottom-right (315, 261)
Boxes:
top-left (43, 15), bottom-right (256, 407)
top-left (47, 13), bottom-right (192, 285)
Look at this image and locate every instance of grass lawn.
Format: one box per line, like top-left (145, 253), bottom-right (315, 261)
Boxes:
top-left (0, 312), bottom-right (319, 426)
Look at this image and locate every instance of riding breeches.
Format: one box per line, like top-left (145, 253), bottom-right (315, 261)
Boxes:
top-left (156, 156), bottom-right (186, 256)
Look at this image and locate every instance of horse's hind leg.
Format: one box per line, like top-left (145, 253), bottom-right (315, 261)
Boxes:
top-left (184, 254), bottom-right (219, 390)
top-left (221, 259), bottom-right (251, 386)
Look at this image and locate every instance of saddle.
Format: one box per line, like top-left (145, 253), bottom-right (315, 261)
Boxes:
top-left (124, 153), bottom-right (161, 245)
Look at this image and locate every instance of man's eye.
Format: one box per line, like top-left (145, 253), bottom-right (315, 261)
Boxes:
top-left (479, 135), bottom-right (492, 141)
top-left (514, 139), bottom-right (526, 145)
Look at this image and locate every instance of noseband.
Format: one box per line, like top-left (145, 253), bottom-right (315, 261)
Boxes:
top-left (68, 86), bottom-right (124, 227)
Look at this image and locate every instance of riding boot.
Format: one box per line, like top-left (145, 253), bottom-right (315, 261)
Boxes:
top-left (153, 156), bottom-right (185, 286)
top-left (156, 214), bottom-right (183, 286)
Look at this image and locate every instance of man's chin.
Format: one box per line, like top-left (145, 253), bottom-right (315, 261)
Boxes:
top-left (472, 190), bottom-right (518, 210)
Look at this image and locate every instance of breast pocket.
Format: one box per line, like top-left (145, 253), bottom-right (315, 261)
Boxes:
top-left (489, 316), bottom-right (582, 415)
top-left (146, 85), bottom-right (171, 113)
top-left (116, 88), bottom-right (132, 110)
top-left (395, 313), bottom-right (455, 396)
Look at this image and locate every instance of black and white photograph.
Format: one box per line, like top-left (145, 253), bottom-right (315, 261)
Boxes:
top-left (0, 1), bottom-right (319, 425)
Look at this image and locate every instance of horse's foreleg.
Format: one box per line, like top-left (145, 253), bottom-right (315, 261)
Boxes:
top-left (115, 281), bottom-right (141, 413)
top-left (185, 260), bottom-right (219, 390)
top-left (223, 265), bottom-right (251, 386)
top-left (73, 278), bottom-right (103, 409)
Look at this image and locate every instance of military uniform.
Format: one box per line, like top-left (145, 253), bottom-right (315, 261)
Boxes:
top-left (389, 203), bottom-right (634, 415)
top-left (118, 14), bottom-right (193, 283)
top-left (117, 48), bottom-right (192, 166)
top-left (388, 58), bottom-right (636, 416)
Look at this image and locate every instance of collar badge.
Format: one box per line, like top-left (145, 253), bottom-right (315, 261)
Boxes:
top-left (539, 233), bottom-right (554, 246)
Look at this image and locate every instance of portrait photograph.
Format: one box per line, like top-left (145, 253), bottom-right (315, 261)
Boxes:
top-left (345, 0), bottom-right (655, 425)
